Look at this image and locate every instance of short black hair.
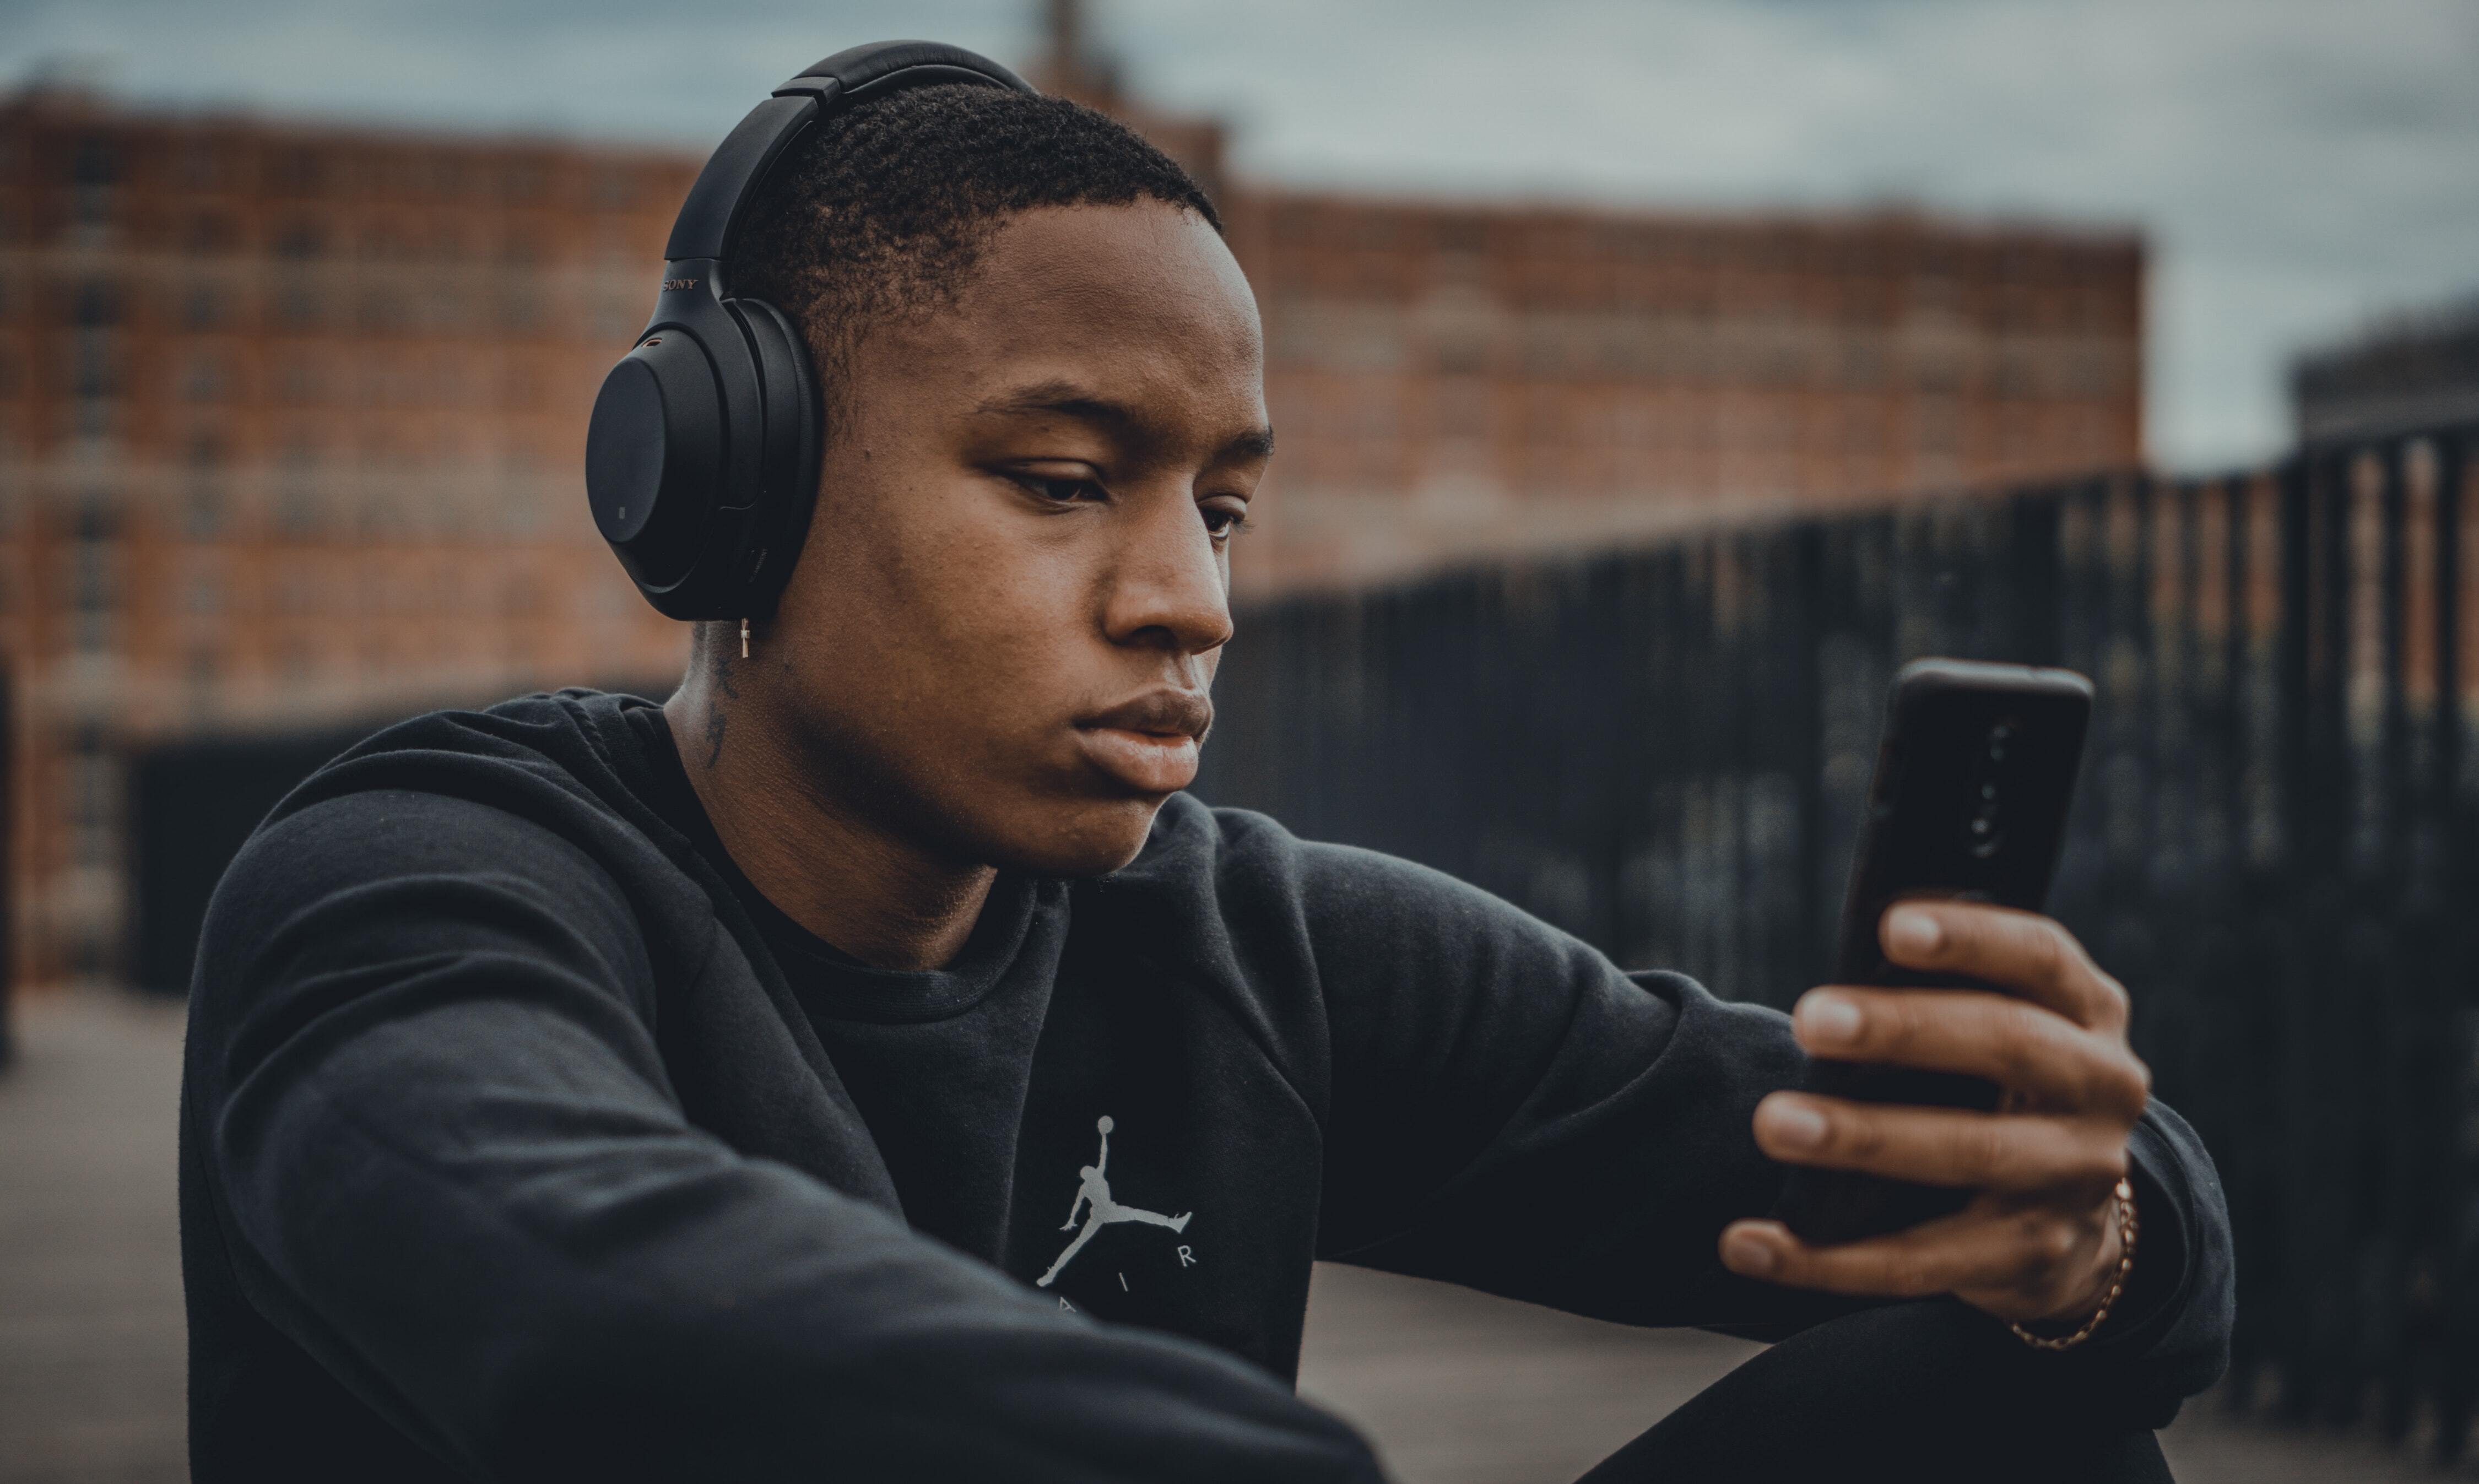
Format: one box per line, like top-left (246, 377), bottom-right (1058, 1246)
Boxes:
top-left (732, 83), bottom-right (1221, 425)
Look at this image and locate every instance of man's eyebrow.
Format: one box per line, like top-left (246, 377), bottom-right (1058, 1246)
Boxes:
top-left (973, 380), bottom-right (1275, 464)
top-left (973, 381), bottom-right (1138, 427)
top-left (1220, 426), bottom-right (1276, 463)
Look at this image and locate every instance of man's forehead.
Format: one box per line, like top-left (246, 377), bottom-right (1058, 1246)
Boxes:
top-left (854, 203), bottom-right (1266, 436)
top-left (961, 204), bottom-right (1259, 345)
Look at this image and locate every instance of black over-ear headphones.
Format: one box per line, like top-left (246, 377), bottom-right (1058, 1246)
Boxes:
top-left (583, 41), bottom-right (1035, 620)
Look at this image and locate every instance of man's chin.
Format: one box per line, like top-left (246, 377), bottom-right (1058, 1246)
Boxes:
top-left (997, 795), bottom-right (1172, 879)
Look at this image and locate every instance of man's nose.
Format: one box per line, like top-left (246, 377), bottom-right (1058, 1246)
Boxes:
top-left (1102, 491), bottom-right (1235, 657)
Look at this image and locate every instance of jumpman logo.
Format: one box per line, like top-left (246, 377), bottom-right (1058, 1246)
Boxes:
top-left (1036, 1115), bottom-right (1191, 1288)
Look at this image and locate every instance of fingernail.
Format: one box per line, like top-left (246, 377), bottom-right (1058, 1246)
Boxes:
top-left (1887, 907), bottom-right (1942, 956)
top-left (1799, 992), bottom-right (1863, 1045)
top-left (1763, 1099), bottom-right (1829, 1150)
top-left (1724, 1230), bottom-right (1779, 1276)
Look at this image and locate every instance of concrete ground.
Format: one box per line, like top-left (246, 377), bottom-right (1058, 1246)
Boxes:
top-left (0, 989), bottom-right (2458, 1482)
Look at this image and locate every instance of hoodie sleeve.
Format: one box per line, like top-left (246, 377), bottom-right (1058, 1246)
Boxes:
top-left (186, 788), bottom-right (1382, 1484)
top-left (1293, 836), bottom-right (2233, 1427)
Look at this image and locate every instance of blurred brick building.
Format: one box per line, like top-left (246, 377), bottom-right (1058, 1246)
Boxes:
top-left (1033, 2), bottom-right (2144, 595)
top-left (2293, 296), bottom-right (2479, 447)
top-left (0, 89), bottom-right (695, 984)
top-left (0, 14), bottom-right (2141, 987)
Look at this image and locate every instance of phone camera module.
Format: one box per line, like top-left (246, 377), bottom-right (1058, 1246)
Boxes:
top-left (1969, 820), bottom-right (2004, 859)
top-left (1968, 777), bottom-right (2003, 859)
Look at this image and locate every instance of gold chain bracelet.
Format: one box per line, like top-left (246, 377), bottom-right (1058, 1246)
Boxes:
top-left (2009, 1177), bottom-right (2138, 1352)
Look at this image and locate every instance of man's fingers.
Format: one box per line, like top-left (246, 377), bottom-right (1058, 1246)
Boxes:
top-left (1719, 1205), bottom-right (2108, 1318)
top-left (1751, 1091), bottom-right (2130, 1193)
top-left (1879, 902), bottom-right (2130, 1031)
top-left (1791, 987), bottom-right (2151, 1118)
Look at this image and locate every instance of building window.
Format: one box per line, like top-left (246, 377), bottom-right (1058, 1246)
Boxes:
top-left (182, 567), bottom-right (226, 616)
top-left (67, 398), bottom-right (116, 441)
top-left (356, 440), bottom-right (405, 537)
top-left (500, 445), bottom-right (544, 534)
top-left (0, 433), bottom-right (19, 532)
top-left (69, 728), bottom-right (120, 883)
top-left (272, 220), bottom-right (327, 259)
top-left (72, 136), bottom-right (121, 189)
top-left (274, 355), bottom-right (323, 404)
top-left (74, 486), bottom-right (120, 541)
top-left (356, 289), bottom-right (409, 333)
top-left (185, 212), bottom-right (236, 256)
top-left (176, 139), bottom-right (226, 191)
top-left (186, 649), bottom-right (221, 716)
top-left (71, 334), bottom-right (120, 398)
top-left (71, 136), bottom-right (118, 232)
top-left (71, 543), bottom-right (118, 653)
top-left (500, 161), bottom-right (548, 203)
top-left (181, 283), bottom-right (228, 329)
top-left (181, 351), bottom-right (230, 403)
top-left (269, 148), bottom-right (326, 196)
top-left (274, 286), bottom-right (323, 331)
top-left (276, 441), bottom-right (324, 535)
top-left (71, 279), bottom-right (123, 327)
top-left (185, 435), bottom-right (228, 537)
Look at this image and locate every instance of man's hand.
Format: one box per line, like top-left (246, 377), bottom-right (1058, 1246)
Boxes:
top-left (1718, 902), bottom-right (2150, 1327)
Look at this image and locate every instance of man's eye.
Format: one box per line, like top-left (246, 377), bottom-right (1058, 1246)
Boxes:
top-left (1202, 505), bottom-right (1251, 540)
top-left (1013, 474), bottom-right (1103, 505)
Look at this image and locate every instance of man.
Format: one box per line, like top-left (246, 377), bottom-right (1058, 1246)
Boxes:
top-left (180, 71), bottom-right (2231, 1482)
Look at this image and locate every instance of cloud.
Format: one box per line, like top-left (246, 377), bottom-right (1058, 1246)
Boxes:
top-left (7, 0), bottom-right (2475, 469)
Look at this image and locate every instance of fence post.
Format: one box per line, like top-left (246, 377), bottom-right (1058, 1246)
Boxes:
top-left (0, 668), bottom-right (12, 1073)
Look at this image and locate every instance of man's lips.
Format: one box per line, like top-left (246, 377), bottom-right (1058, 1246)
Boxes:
top-left (1077, 689), bottom-right (1214, 742)
top-left (1074, 689), bottom-right (1213, 792)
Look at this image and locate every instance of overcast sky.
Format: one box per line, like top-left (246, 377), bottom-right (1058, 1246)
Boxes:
top-left (6, 0), bottom-right (2475, 472)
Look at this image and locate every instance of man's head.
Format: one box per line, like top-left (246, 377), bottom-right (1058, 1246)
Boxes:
top-left (734, 84), bottom-right (1222, 427)
top-left (695, 85), bottom-right (1268, 880)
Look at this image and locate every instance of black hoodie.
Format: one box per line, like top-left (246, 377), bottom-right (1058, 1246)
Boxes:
top-left (178, 689), bottom-right (2233, 1481)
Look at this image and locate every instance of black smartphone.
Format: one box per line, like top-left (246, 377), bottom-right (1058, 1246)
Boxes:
top-left (1770, 657), bottom-right (2094, 1247)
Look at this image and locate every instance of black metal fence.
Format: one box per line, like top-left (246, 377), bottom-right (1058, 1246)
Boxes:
top-left (1197, 422), bottom-right (2479, 1453)
top-left (128, 724), bottom-right (380, 995)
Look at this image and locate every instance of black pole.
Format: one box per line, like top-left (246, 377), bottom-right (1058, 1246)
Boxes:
top-left (0, 667), bottom-right (14, 1072)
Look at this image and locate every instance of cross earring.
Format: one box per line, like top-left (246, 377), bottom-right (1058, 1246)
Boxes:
top-left (740, 618), bottom-right (750, 658)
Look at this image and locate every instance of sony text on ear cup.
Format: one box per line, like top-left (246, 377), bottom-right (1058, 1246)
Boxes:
top-left (584, 40), bottom-right (1033, 622)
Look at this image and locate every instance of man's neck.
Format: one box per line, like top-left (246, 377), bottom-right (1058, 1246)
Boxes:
top-left (663, 670), bottom-right (995, 973)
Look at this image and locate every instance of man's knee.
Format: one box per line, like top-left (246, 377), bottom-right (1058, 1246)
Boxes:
top-left (1577, 1302), bottom-right (2173, 1483)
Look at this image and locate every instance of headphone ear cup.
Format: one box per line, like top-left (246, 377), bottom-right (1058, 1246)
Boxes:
top-left (729, 297), bottom-right (825, 616)
top-left (586, 332), bottom-right (728, 599)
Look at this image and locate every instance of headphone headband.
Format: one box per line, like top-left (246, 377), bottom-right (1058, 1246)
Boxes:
top-left (588, 41), bottom-right (1035, 621)
top-left (664, 43), bottom-right (1033, 268)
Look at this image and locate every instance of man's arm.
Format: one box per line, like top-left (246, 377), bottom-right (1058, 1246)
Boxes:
top-left (190, 790), bottom-right (1379, 1482)
top-left (1289, 837), bottom-right (2232, 1425)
